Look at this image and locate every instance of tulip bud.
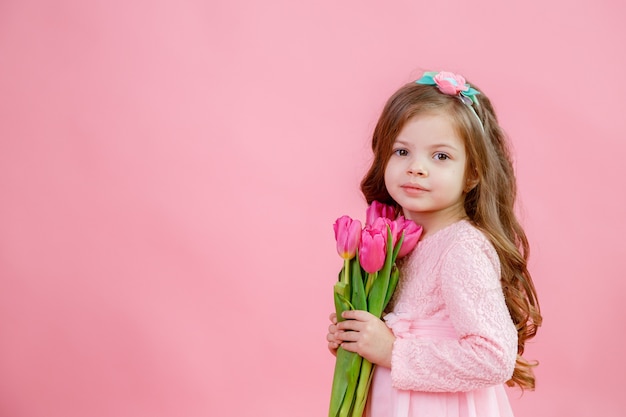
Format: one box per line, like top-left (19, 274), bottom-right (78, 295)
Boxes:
top-left (333, 216), bottom-right (362, 260)
top-left (358, 226), bottom-right (387, 274)
top-left (395, 216), bottom-right (423, 258)
top-left (372, 217), bottom-right (401, 248)
top-left (365, 201), bottom-right (396, 226)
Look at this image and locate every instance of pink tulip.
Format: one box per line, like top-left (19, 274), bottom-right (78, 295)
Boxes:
top-left (396, 216), bottom-right (423, 259)
top-left (359, 226), bottom-right (387, 274)
top-left (333, 216), bottom-right (362, 260)
top-left (365, 201), bottom-right (396, 226)
top-left (371, 217), bottom-right (399, 246)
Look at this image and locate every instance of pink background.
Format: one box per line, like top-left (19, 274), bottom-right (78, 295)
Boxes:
top-left (1, 1), bottom-right (625, 416)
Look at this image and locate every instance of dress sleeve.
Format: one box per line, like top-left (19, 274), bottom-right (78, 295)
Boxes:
top-left (389, 236), bottom-right (518, 392)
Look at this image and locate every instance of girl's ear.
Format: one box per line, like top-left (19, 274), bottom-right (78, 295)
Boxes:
top-left (464, 173), bottom-right (479, 193)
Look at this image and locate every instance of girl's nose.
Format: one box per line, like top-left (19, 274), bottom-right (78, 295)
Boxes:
top-left (408, 161), bottom-right (428, 177)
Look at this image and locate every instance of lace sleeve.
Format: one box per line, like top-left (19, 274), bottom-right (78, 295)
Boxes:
top-left (389, 236), bottom-right (518, 392)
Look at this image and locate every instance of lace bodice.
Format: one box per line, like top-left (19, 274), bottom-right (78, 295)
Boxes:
top-left (386, 220), bottom-right (517, 392)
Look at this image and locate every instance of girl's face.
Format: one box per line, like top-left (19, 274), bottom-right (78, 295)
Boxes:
top-left (384, 111), bottom-right (470, 236)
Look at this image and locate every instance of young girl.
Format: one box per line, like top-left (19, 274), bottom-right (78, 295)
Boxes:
top-left (326, 71), bottom-right (542, 417)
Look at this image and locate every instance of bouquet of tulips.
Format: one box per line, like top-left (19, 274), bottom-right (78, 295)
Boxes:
top-left (329, 201), bottom-right (422, 417)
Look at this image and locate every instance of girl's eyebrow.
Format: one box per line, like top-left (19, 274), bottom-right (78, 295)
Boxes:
top-left (394, 139), bottom-right (460, 152)
top-left (430, 143), bottom-right (460, 151)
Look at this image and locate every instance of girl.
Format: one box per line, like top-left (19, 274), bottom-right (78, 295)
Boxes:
top-left (326, 71), bottom-right (542, 417)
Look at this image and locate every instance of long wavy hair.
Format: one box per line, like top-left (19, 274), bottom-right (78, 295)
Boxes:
top-left (361, 81), bottom-right (542, 390)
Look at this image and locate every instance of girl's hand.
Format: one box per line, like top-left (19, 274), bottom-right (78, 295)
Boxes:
top-left (335, 310), bottom-right (395, 368)
top-left (326, 313), bottom-right (341, 356)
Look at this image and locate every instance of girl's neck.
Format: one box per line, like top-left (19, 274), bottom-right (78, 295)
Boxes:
top-left (403, 206), bottom-right (468, 240)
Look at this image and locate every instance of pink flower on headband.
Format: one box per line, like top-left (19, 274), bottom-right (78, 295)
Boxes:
top-left (433, 72), bottom-right (469, 95)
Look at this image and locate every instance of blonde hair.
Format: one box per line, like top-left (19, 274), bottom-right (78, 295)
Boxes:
top-left (361, 82), bottom-right (542, 390)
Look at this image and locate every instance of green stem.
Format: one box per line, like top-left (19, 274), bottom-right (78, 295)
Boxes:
top-left (364, 272), bottom-right (376, 296)
top-left (338, 351), bottom-right (362, 417)
top-left (335, 260), bottom-right (353, 323)
top-left (329, 348), bottom-right (358, 417)
top-left (351, 360), bottom-right (374, 417)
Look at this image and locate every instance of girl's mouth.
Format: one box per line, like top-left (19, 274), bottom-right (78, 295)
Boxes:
top-left (401, 184), bottom-right (428, 194)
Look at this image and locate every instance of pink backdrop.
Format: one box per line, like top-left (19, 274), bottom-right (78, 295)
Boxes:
top-left (1, 1), bottom-right (625, 416)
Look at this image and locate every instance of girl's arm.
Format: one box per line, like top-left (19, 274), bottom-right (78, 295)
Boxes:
top-left (390, 237), bottom-right (518, 392)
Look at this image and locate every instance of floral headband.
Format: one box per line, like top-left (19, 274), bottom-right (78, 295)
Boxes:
top-left (415, 71), bottom-right (484, 130)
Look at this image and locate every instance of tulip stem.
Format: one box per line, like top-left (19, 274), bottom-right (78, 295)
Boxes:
top-left (342, 259), bottom-right (350, 285)
top-left (365, 272), bottom-right (376, 296)
top-left (352, 359), bottom-right (374, 417)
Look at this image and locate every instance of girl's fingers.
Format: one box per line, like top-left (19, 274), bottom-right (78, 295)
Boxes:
top-left (336, 319), bottom-right (359, 332)
top-left (336, 329), bottom-right (359, 342)
top-left (327, 323), bottom-right (343, 343)
top-left (327, 312), bottom-right (341, 357)
top-left (327, 342), bottom-right (339, 356)
top-left (341, 309), bottom-right (374, 321)
top-left (329, 313), bottom-right (337, 324)
top-left (339, 341), bottom-right (357, 353)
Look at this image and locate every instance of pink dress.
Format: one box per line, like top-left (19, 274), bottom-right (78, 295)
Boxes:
top-left (366, 220), bottom-right (518, 417)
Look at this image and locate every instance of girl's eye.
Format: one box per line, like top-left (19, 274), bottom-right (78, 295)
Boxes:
top-left (394, 149), bottom-right (408, 156)
top-left (434, 152), bottom-right (450, 161)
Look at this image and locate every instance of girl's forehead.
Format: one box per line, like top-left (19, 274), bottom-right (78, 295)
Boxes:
top-left (398, 113), bottom-right (463, 143)
top-left (407, 107), bottom-right (457, 123)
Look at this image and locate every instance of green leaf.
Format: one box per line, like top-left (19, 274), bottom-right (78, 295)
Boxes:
top-left (392, 231), bottom-right (405, 262)
top-left (377, 225), bottom-right (395, 283)
top-left (383, 265), bottom-right (400, 311)
top-left (338, 350), bottom-right (362, 417)
top-left (334, 285), bottom-right (353, 322)
top-left (350, 257), bottom-right (367, 311)
top-left (367, 271), bottom-right (389, 317)
top-left (329, 348), bottom-right (361, 417)
top-left (351, 359), bottom-right (374, 417)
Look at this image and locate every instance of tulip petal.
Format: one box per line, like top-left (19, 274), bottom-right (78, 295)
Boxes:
top-left (334, 216), bottom-right (362, 260)
top-left (366, 201), bottom-right (396, 226)
top-left (359, 227), bottom-right (387, 274)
